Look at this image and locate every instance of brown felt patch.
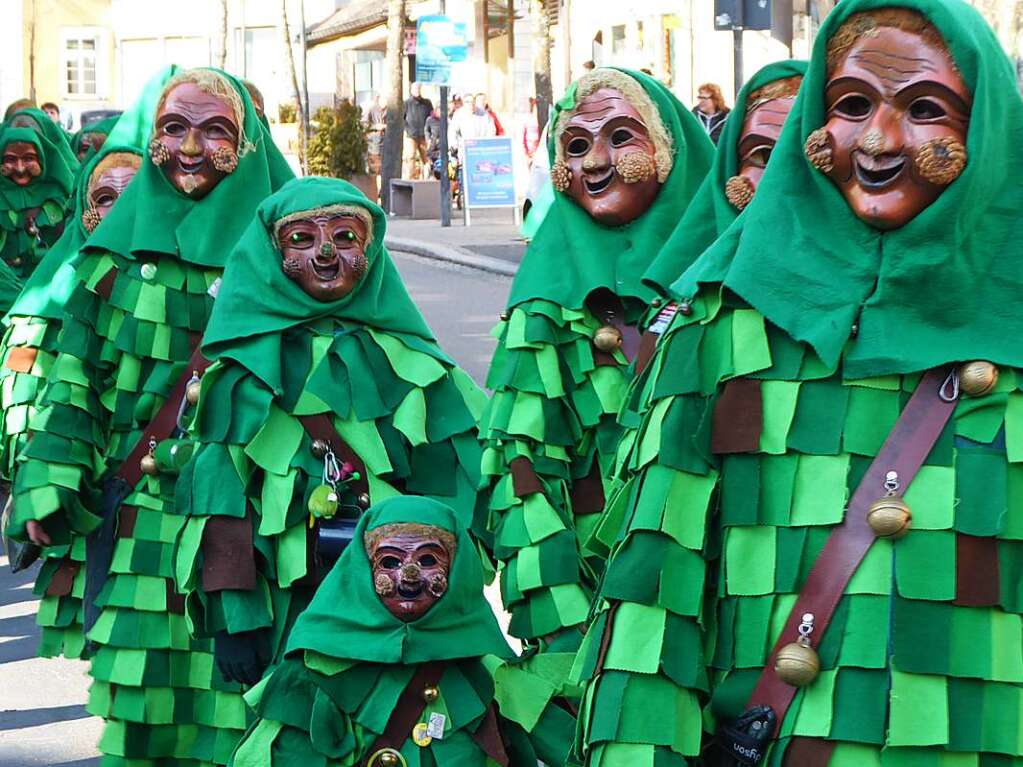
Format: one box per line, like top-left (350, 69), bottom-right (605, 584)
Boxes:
top-left (711, 378), bottom-right (763, 454)
top-left (4, 346), bottom-right (37, 373)
top-left (510, 456), bottom-right (543, 498)
top-left (165, 579), bottom-right (186, 614)
top-left (116, 506), bottom-right (138, 539)
top-left (201, 515), bottom-right (257, 592)
top-left (954, 533), bottom-right (1000, 607)
top-left (570, 457), bottom-right (606, 515)
top-left (471, 704), bottom-right (510, 767)
top-left (633, 331), bottom-right (658, 377)
top-left (93, 267), bottom-right (117, 300)
top-left (45, 557), bottom-right (80, 596)
top-left (783, 737), bottom-right (837, 766)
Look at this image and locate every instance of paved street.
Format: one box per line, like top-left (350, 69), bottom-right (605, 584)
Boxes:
top-left (0, 251), bottom-right (511, 767)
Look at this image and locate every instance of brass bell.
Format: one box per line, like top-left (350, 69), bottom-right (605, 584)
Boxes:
top-left (378, 754), bottom-right (400, 767)
top-left (310, 438), bottom-right (330, 459)
top-left (500, 312), bottom-right (509, 321)
top-left (867, 496), bottom-right (911, 539)
top-left (774, 612), bottom-right (820, 687)
top-left (775, 640), bottom-right (821, 687)
top-left (357, 493), bottom-right (371, 510)
top-left (369, 749), bottom-right (405, 767)
top-left (422, 685), bottom-right (439, 703)
top-left (140, 453), bottom-right (159, 476)
top-left (958, 361), bottom-right (998, 397)
top-left (11, 257), bottom-right (21, 267)
top-left (593, 325), bottom-right (623, 353)
top-left (185, 379), bottom-right (202, 405)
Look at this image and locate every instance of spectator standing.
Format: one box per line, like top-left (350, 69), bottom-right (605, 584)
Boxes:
top-left (692, 82), bottom-right (730, 144)
top-left (521, 97), bottom-right (541, 164)
top-left (402, 82), bottom-right (433, 179)
top-left (365, 93), bottom-right (387, 174)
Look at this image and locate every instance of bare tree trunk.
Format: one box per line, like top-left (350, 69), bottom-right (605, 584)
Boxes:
top-left (217, 0), bottom-right (229, 69)
top-left (281, 0), bottom-right (306, 167)
top-left (532, 0), bottom-right (553, 130)
top-left (29, 0), bottom-right (37, 102)
top-left (381, 0), bottom-right (406, 212)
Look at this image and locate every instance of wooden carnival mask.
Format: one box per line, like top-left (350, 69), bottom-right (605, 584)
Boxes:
top-left (150, 81), bottom-right (240, 200)
top-left (278, 212), bottom-right (370, 302)
top-left (807, 10), bottom-right (971, 230)
top-left (365, 523), bottom-right (456, 623)
top-left (82, 153), bottom-right (142, 233)
top-left (1, 142), bottom-right (42, 187)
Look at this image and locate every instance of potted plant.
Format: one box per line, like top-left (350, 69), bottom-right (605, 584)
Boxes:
top-left (307, 102), bottom-right (376, 200)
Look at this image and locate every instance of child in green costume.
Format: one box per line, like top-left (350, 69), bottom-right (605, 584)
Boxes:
top-left (479, 68), bottom-right (713, 650)
top-left (6, 68), bottom-right (294, 766)
top-left (0, 108), bottom-right (79, 279)
top-left (575, 2), bottom-right (1023, 765)
top-left (231, 495), bottom-right (575, 767)
top-left (174, 176), bottom-right (488, 688)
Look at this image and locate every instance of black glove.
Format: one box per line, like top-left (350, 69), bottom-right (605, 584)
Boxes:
top-left (214, 628), bottom-right (272, 686)
top-left (717, 706), bottom-right (776, 766)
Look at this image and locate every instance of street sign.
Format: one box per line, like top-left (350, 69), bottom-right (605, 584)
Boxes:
top-left (714, 0), bottom-right (772, 30)
top-left (415, 15), bottom-right (469, 86)
top-left (462, 137), bottom-right (517, 224)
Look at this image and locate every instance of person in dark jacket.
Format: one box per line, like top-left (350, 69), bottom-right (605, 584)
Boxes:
top-left (692, 81), bottom-right (730, 144)
top-left (403, 81), bottom-right (433, 178)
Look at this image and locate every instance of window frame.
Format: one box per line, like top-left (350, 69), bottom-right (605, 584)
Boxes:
top-left (60, 26), bottom-right (108, 100)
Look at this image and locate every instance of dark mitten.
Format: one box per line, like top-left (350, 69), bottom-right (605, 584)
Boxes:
top-left (83, 478), bottom-right (132, 639)
top-left (717, 706), bottom-right (776, 766)
top-left (214, 628), bottom-right (272, 686)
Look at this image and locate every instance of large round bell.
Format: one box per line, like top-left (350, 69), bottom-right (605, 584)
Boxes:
top-left (958, 361), bottom-right (998, 397)
top-left (866, 496), bottom-right (911, 539)
top-left (140, 453), bottom-right (159, 476)
top-left (774, 640), bottom-right (820, 687)
top-left (308, 484), bottom-right (339, 519)
top-left (185, 380), bottom-right (202, 406)
top-left (593, 325), bottom-right (623, 353)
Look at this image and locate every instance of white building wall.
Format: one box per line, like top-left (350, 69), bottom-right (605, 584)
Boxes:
top-left (0, 0), bottom-right (25, 111)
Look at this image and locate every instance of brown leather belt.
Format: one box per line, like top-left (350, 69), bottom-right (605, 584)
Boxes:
top-left (362, 661), bottom-right (445, 765)
top-left (748, 366), bottom-right (959, 738)
top-left (297, 413), bottom-right (370, 498)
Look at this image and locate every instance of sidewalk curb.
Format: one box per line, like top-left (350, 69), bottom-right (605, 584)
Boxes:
top-left (385, 235), bottom-right (517, 277)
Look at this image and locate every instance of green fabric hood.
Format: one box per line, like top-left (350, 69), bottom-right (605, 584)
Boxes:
top-left (642, 59), bottom-right (807, 298)
top-left (506, 67), bottom-right (714, 311)
top-left (84, 67), bottom-right (295, 267)
top-left (285, 496), bottom-right (514, 664)
top-left (675, 0), bottom-right (1023, 377)
top-left (202, 176), bottom-right (441, 394)
top-left (6, 107), bottom-right (79, 171)
top-left (70, 114), bottom-right (120, 167)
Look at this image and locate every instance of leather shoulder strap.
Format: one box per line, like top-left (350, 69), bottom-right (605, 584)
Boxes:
top-left (297, 413), bottom-right (371, 498)
top-left (363, 661), bottom-right (446, 763)
top-left (748, 366), bottom-right (959, 736)
top-left (113, 342), bottom-right (212, 489)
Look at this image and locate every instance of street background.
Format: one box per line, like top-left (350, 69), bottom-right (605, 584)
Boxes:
top-left (0, 249), bottom-right (513, 766)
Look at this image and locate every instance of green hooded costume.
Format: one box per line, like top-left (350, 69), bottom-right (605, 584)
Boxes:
top-left (0, 67), bottom-right (181, 662)
top-left (7, 67), bottom-right (294, 767)
top-left (230, 496), bottom-right (576, 767)
top-left (478, 68), bottom-right (714, 648)
top-left (640, 59), bottom-right (807, 305)
top-left (574, 2), bottom-right (1023, 765)
top-left (71, 114), bottom-right (122, 166)
top-left (174, 177), bottom-right (488, 683)
top-left (0, 109), bottom-right (79, 279)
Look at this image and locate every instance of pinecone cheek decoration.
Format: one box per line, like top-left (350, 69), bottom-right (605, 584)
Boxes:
top-left (915, 137), bottom-right (967, 186)
top-left (615, 151), bottom-right (657, 184)
top-left (551, 160), bottom-right (573, 193)
top-left (81, 207), bottom-right (103, 233)
top-left (804, 128), bottom-right (835, 174)
top-left (212, 146), bottom-right (239, 174)
top-left (725, 175), bottom-right (755, 211)
top-left (148, 139), bottom-right (171, 167)
top-left (282, 256), bottom-right (303, 279)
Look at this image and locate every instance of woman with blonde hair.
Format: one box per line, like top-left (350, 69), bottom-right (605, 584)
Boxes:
top-left (692, 81), bottom-right (730, 144)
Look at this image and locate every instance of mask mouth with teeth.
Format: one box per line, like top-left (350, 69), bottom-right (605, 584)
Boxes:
top-left (810, 9), bottom-right (972, 231)
top-left (276, 208), bottom-right (371, 302)
top-left (365, 523), bottom-right (456, 623)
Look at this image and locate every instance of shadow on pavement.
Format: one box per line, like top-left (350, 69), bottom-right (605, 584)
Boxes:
top-left (0, 704), bottom-right (91, 731)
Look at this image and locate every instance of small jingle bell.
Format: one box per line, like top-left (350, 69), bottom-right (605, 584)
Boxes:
top-left (369, 749), bottom-right (405, 767)
top-left (310, 439), bottom-right (330, 459)
top-left (866, 496), bottom-right (912, 539)
top-left (958, 361), bottom-right (998, 398)
top-left (308, 484), bottom-right (340, 519)
top-left (140, 453), bottom-right (159, 476)
top-left (185, 380), bottom-right (202, 406)
top-left (774, 639), bottom-right (820, 687)
top-left (378, 755), bottom-right (400, 767)
top-left (357, 493), bottom-right (372, 511)
top-left (593, 325), bottom-right (623, 353)
top-left (11, 257), bottom-right (21, 268)
top-left (422, 686), bottom-right (439, 703)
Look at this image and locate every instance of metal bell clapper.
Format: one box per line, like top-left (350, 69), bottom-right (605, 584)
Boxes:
top-left (140, 437), bottom-right (159, 476)
top-left (866, 470), bottom-right (911, 539)
top-left (958, 361), bottom-right (998, 397)
top-left (774, 613), bottom-right (820, 687)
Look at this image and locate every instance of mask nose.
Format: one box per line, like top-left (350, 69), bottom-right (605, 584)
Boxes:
top-left (582, 140), bottom-right (611, 174)
top-left (399, 563), bottom-right (421, 583)
top-left (318, 242), bottom-right (336, 259)
top-left (180, 129), bottom-right (202, 157)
